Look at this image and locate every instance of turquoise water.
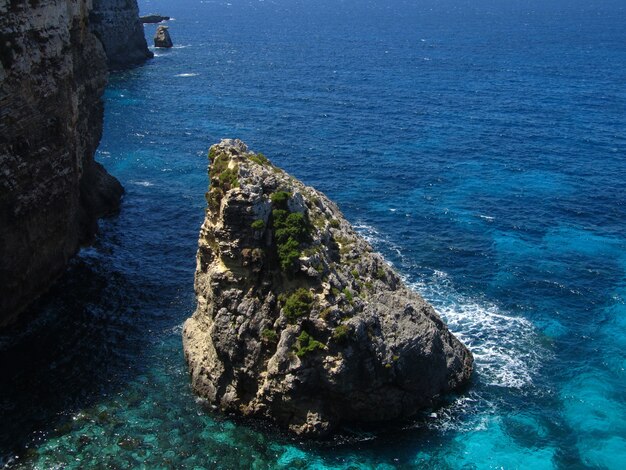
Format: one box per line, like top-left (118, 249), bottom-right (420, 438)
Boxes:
top-left (1, 0), bottom-right (625, 467)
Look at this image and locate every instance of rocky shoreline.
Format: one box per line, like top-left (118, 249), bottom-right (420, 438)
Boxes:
top-left (183, 140), bottom-right (473, 435)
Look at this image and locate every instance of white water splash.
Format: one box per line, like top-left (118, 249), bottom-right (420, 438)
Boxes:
top-left (131, 180), bottom-right (154, 187)
top-left (354, 222), bottom-right (544, 390)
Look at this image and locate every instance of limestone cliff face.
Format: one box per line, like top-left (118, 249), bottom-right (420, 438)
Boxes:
top-left (90, 0), bottom-right (153, 69)
top-left (0, 0), bottom-right (123, 326)
top-left (183, 140), bottom-right (473, 436)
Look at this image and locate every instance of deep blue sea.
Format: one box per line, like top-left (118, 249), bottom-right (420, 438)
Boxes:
top-left (1, 0), bottom-right (625, 467)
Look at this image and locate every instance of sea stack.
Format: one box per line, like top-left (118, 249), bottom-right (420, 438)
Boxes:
top-left (183, 139), bottom-right (473, 436)
top-left (154, 25), bottom-right (173, 48)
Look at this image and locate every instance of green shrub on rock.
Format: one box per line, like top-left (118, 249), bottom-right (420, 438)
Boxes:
top-left (332, 324), bottom-right (350, 342)
top-left (208, 147), bottom-right (218, 161)
top-left (261, 328), bottom-right (279, 343)
top-left (218, 166), bottom-right (239, 190)
top-left (251, 219), bottom-right (265, 230)
top-left (295, 331), bottom-right (325, 357)
top-left (283, 288), bottom-right (313, 322)
top-left (270, 192), bottom-right (311, 272)
top-left (270, 191), bottom-right (291, 208)
top-left (249, 152), bottom-right (270, 166)
top-left (277, 237), bottom-right (301, 272)
top-left (275, 212), bottom-right (307, 242)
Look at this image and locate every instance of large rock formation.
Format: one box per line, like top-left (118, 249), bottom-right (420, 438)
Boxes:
top-left (90, 0), bottom-right (153, 69)
top-left (0, 0), bottom-right (123, 326)
top-left (183, 140), bottom-right (473, 436)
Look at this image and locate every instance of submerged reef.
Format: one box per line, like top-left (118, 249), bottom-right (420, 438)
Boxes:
top-left (183, 139), bottom-right (473, 436)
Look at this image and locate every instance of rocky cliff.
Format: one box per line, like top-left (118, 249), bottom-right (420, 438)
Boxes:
top-left (183, 140), bottom-right (473, 436)
top-left (0, 0), bottom-right (123, 326)
top-left (90, 0), bottom-right (153, 69)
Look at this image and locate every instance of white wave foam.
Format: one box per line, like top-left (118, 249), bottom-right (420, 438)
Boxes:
top-left (168, 323), bottom-right (184, 335)
top-left (354, 221), bottom-right (544, 390)
top-left (410, 277), bottom-right (542, 389)
top-left (175, 72), bottom-right (198, 77)
top-left (131, 180), bottom-right (154, 187)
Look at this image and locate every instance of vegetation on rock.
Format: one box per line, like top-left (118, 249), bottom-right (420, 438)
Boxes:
top-left (332, 324), bottom-right (350, 342)
top-left (261, 328), bottom-right (278, 343)
top-left (295, 330), bottom-right (325, 357)
top-left (249, 152), bottom-right (270, 166)
top-left (270, 191), bottom-right (310, 272)
top-left (270, 191), bottom-right (290, 207)
top-left (283, 288), bottom-right (313, 322)
top-left (251, 219), bottom-right (265, 231)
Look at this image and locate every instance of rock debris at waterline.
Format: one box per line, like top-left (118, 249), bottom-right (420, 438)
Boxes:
top-left (183, 139), bottom-right (473, 436)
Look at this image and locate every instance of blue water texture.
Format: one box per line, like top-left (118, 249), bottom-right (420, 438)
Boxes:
top-left (1, 0), bottom-right (625, 468)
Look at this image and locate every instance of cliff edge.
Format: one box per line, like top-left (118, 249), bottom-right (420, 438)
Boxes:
top-left (183, 140), bottom-right (473, 435)
top-left (0, 0), bottom-right (123, 326)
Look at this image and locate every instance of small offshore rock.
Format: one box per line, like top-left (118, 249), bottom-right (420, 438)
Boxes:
top-left (183, 139), bottom-right (473, 436)
top-left (140, 14), bottom-right (171, 24)
top-left (154, 25), bottom-right (173, 48)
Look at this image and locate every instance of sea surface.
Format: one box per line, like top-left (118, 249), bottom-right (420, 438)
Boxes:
top-left (1, 0), bottom-right (625, 468)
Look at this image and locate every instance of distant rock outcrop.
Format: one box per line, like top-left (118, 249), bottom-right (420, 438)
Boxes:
top-left (140, 14), bottom-right (170, 24)
top-left (183, 140), bottom-right (473, 436)
top-left (0, 0), bottom-right (123, 326)
top-left (90, 0), bottom-right (153, 69)
top-left (154, 25), bottom-right (173, 48)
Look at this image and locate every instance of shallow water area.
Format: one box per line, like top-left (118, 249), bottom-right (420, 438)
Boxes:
top-left (1, 0), bottom-right (625, 468)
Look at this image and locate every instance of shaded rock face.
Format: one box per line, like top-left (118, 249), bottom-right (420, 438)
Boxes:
top-left (90, 0), bottom-right (153, 69)
top-left (0, 0), bottom-right (123, 326)
top-left (183, 139), bottom-right (473, 436)
top-left (153, 25), bottom-right (172, 48)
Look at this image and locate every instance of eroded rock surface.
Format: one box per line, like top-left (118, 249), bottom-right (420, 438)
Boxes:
top-left (0, 0), bottom-right (123, 325)
top-left (183, 139), bottom-right (473, 435)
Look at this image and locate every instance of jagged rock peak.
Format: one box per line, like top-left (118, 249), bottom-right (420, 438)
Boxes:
top-left (154, 25), bottom-right (173, 48)
top-left (183, 139), bottom-right (473, 436)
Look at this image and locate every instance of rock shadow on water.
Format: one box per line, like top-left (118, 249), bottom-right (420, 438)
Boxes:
top-left (192, 387), bottom-right (479, 467)
top-left (0, 255), bottom-right (152, 464)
